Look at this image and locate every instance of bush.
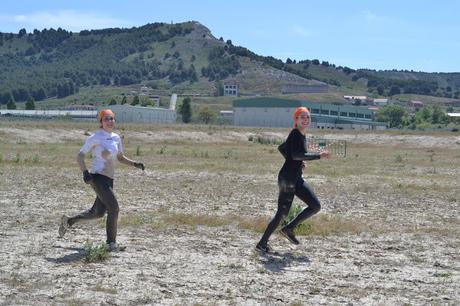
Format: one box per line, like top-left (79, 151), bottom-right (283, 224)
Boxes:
top-left (281, 203), bottom-right (311, 234)
top-left (84, 242), bottom-right (109, 263)
top-left (248, 134), bottom-right (283, 145)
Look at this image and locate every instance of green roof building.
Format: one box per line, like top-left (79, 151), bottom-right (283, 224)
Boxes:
top-left (232, 97), bottom-right (386, 130)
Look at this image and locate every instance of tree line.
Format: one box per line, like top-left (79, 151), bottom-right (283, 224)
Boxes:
top-left (375, 104), bottom-right (457, 130)
top-left (0, 23), bottom-right (195, 105)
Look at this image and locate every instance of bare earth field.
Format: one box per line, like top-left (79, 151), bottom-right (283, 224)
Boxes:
top-left (0, 121), bottom-right (459, 305)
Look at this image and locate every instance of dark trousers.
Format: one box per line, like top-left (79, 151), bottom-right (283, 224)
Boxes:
top-left (68, 174), bottom-right (119, 244)
top-left (258, 176), bottom-right (321, 246)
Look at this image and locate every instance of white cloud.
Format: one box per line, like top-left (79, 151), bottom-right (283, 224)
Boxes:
top-left (361, 10), bottom-right (389, 23)
top-left (5, 10), bottom-right (131, 32)
top-left (291, 25), bottom-right (311, 38)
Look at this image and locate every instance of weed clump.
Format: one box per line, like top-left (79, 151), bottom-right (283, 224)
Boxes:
top-left (84, 242), bottom-right (110, 263)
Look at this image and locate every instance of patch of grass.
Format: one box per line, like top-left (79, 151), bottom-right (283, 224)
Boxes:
top-left (163, 211), bottom-right (230, 228)
top-left (157, 145), bottom-right (166, 154)
top-left (136, 145), bottom-right (141, 156)
top-left (433, 272), bottom-right (451, 278)
top-left (2, 273), bottom-right (29, 289)
top-left (93, 282), bottom-right (118, 294)
top-left (237, 216), bottom-right (269, 233)
top-left (201, 151), bottom-right (209, 158)
top-left (118, 212), bottom-right (163, 230)
top-left (278, 202), bottom-right (367, 236)
top-left (298, 214), bottom-right (367, 236)
top-left (248, 134), bottom-right (283, 145)
top-left (84, 242), bottom-right (110, 263)
top-left (14, 153), bottom-right (21, 163)
top-left (394, 154), bottom-right (404, 163)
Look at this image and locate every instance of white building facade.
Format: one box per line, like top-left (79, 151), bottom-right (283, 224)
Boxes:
top-left (103, 105), bottom-right (176, 124)
top-left (233, 98), bottom-right (386, 130)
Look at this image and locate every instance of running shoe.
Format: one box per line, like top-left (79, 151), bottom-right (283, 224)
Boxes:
top-left (58, 215), bottom-right (69, 238)
top-left (255, 243), bottom-right (273, 253)
top-left (106, 242), bottom-right (126, 252)
top-left (280, 227), bottom-right (300, 245)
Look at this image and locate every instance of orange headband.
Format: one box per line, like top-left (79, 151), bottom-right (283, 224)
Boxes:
top-left (98, 109), bottom-right (115, 122)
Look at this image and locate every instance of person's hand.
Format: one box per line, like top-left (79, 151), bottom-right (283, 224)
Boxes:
top-left (320, 151), bottom-right (331, 159)
top-left (83, 170), bottom-right (93, 184)
top-left (134, 162), bottom-right (145, 171)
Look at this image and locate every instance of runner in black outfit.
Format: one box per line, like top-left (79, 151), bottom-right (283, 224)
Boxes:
top-left (256, 107), bottom-right (330, 253)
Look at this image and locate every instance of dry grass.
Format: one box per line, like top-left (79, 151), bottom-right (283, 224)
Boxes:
top-left (120, 209), bottom-right (371, 237)
top-left (1, 119), bottom-right (459, 305)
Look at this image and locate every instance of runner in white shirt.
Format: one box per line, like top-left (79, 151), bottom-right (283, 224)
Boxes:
top-left (58, 109), bottom-right (145, 251)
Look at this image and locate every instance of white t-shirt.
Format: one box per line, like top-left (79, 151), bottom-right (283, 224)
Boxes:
top-left (80, 129), bottom-right (123, 177)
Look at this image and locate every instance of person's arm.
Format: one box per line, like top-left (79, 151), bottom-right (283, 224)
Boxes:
top-left (117, 153), bottom-right (135, 166)
top-left (292, 151), bottom-right (321, 160)
top-left (77, 150), bottom-right (93, 183)
top-left (116, 136), bottom-right (144, 170)
top-left (290, 130), bottom-right (330, 160)
top-left (117, 153), bottom-right (144, 170)
top-left (77, 151), bottom-right (88, 172)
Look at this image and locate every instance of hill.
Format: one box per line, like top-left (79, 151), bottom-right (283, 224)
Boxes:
top-left (1, 21), bottom-right (460, 108)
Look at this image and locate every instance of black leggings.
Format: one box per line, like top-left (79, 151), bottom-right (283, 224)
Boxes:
top-left (258, 176), bottom-right (321, 246)
top-left (68, 174), bottom-right (119, 244)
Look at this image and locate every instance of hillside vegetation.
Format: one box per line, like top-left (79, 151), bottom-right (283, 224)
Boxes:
top-left (1, 21), bottom-right (460, 108)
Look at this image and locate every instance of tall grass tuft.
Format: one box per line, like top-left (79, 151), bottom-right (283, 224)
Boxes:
top-left (394, 154), bottom-right (403, 163)
top-left (84, 242), bottom-right (110, 263)
top-left (14, 153), bottom-right (21, 163)
top-left (281, 202), bottom-right (367, 236)
top-left (32, 154), bottom-right (40, 163)
top-left (248, 134), bottom-right (283, 145)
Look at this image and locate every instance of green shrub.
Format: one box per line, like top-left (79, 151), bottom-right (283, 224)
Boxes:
top-left (84, 242), bottom-right (109, 263)
top-left (281, 202), bottom-right (312, 234)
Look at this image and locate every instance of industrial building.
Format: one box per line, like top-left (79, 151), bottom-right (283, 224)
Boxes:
top-left (0, 109), bottom-right (97, 120)
top-left (1, 94), bottom-right (177, 124)
top-left (103, 104), bottom-right (176, 124)
top-left (0, 105), bottom-right (176, 124)
top-left (233, 97), bottom-right (387, 130)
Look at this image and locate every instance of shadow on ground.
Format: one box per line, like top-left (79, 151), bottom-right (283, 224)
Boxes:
top-left (258, 251), bottom-right (310, 272)
top-left (45, 246), bottom-right (86, 264)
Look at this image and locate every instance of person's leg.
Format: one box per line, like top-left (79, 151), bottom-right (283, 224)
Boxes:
top-left (67, 197), bottom-right (106, 226)
top-left (284, 179), bottom-right (321, 230)
top-left (91, 176), bottom-right (119, 244)
top-left (59, 182), bottom-right (106, 238)
top-left (257, 182), bottom-right (295, 249)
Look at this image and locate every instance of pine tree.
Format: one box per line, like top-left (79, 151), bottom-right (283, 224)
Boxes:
top-left (6, 93), bottom-right (16, 110)
top-left (181, 97), bottom-right (192, 123)
top-left (131, 95), bottom-right (140, 106)
top-left (25, 96), bottom-right (35, 110)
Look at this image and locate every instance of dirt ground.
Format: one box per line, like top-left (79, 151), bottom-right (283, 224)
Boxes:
top-left (0, 123), bottom-right (459, 305)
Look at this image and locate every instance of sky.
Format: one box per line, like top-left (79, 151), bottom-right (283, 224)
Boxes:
top-left (1, 0), bottom-right (460, 73)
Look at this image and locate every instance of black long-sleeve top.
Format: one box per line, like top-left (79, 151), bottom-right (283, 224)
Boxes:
top-left (278, 128), bottom-right (320, 180)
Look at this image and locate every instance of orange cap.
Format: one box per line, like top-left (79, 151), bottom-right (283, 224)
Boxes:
top-left (98, 109), bottom-right (115, 122)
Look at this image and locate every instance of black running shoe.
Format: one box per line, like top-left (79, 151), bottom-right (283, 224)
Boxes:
top-left (280, 227), bottom-right (300, 245)
top-left (106, 242), bottom-right (126, 252)
top-left (255, 243), bottom-right (273, 253)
